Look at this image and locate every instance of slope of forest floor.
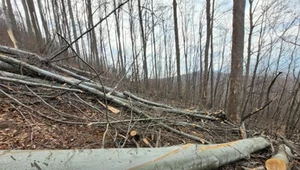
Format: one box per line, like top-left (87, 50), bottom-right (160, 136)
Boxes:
top-left (0, 85), bottom-right (274, 169)
top-left (0, 84), bottom-right (243, 149)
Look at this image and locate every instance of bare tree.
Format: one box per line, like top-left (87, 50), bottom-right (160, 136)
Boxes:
top-left (173, 0), bottom-right (182, 98)
top-left (198, 9), bottom-right (205, 105)
top-left (21, 0), bottom-right (34, 38)
top-left (214, 27), bottom-right (229, 108)
top-left (113, 0), bottom-right (124, 73)
top-left (151, 0), bottom-right (158, 88)
top-left (202, 0), bottom-right (211, 106)
top-left (3, 0), bottom-right (19, 48)
top-left (37, 1), bottom-right (50, 42)
top-left (128, 1), bottom-right (139, 84)
top-left (227, 0), bottom-right (245, 123)
top-left (104, 3), bottom-right (116, 71)
top-left (138, 0), bottom-right (149, 88)
top-left (241, 0), bottom-right (254, 117)
top-left (67, 0), bottom-right (81, 66)
top-left (209, 0), bottom-right (215, 108)
top-left (26, 0), bottom-right (43, 50)
top-left (86, 0), bottom-right (100, 67)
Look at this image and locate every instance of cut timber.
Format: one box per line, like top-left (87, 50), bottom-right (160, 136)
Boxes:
top-left (0, 137), bottom-right (270, 170)
top-left (130, 130), bottom-right (137, 137)
top-left (266, 144), bottom-right (290, 170)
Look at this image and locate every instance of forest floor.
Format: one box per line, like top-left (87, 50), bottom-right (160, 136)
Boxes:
top-left (1, 84), bottom-right (298, 169)
top-left (0, 84), bottom-right (244, 149)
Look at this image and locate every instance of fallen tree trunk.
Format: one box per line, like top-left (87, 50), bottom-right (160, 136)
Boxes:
top-left (0, 137), bottom-right (270, 170)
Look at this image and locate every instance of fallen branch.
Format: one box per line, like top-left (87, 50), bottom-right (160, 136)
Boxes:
top-left (0, 76), bottom-right (82, 92)
top-left (87, 118), bottom-right (164, 126)
top-left (0, 88), bottom-right (87, 125)
top-left (155, 107), bottom-right (217, 120)
top-left (241, 97), bottom-right (276, 122)
top-left (123, 91), bottom-right (174, 109)
top-left (277, 134), bottom-right (300, 156)
top-left (159, 123), bottom-right (211, 144)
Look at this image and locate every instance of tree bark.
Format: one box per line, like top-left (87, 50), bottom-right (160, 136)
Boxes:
top-left (202, 0), bottom-right (211, 106)
top-left (138, 0), bottom-right (148, 88)
top-left (4, 0), bottom-right (19, 48)
top-left (26, 0), bottom-right (43, 50)
top-left (173, 0), bottom-right (182, 98)
top-left (0, 137), bottom-right (270, 170)
top-left (227, 0), bottom-right (245, 123)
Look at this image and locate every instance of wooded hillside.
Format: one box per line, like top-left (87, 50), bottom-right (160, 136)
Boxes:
top-left (0, 0), bottom-right (300, 169)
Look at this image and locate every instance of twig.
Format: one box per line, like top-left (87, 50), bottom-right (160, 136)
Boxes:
top-left (11, 104), bottom-right (35, 146)
top-left (72, 93), bottom-right (114, 119)
top-left (167, 121), bottom-right (210, 132)
top-left (132, 138), bottom-right (140, 148)
top-left (10, 104), bottom-right (33, 126)
top-left (101, 123), bottom-right (110, 149)
top-left (153, 107), bottom-right (217, 120)
top-left (266, 72), bottom-right (282, 102)
top-left (48, 0), bottom-right (130, 61)
top-left (159, 123), bottom-right (211, 144)
top-left (26, 86), bottom-right (89, 121)
top-left (241, 97), bottom-right (276, 122)
top-left (123, 91), bottom-right (174, 109)
top-left (121, 98), bottom-right (141, 148)
top-left (87, 118), bottom-right (164, 126)
top-left (277, 133), bottom-right (300, 156)
top-left (155, 128), bottom-right (161, 148)
top-left (0, 88), bottom-right (87, 125)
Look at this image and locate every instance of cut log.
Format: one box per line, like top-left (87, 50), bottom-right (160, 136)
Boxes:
top-left (265, 144), bottom-right (291, 170)
top-left (0, 137), bottom-right (270, 170)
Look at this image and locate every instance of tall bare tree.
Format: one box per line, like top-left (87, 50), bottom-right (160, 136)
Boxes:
top-left (86, 0), bottom-right (100, 66)
top-left (138, 0), bottom-right (149, 88)
top-left (37, 1), bottom-right (50, 42)
top-left (21, 0), bottom-right (34, 38)
top-left (151, 0), bottom-right (158, 88)
top-left (67, 0), bottom-right (81, 65)
top-left (209, 0), bottom-right (215, 108)
top-left (4, 0), bottom-right (19, 48)
top-left (227, 0), bottom-right (245, 123)
top-left (173, 0), bottom-right (182, 98)
top-left (26, 0), bottom-right (43, 49)
top-left (202, 0), bottom-right (211, 106)
top-left (113, 0), bottom-right (124, 73)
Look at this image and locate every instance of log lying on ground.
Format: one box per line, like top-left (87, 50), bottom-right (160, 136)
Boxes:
top-left (265, 144), bottom-right (291, 170)
top-left (0, 137), bottom-right (270, 170)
